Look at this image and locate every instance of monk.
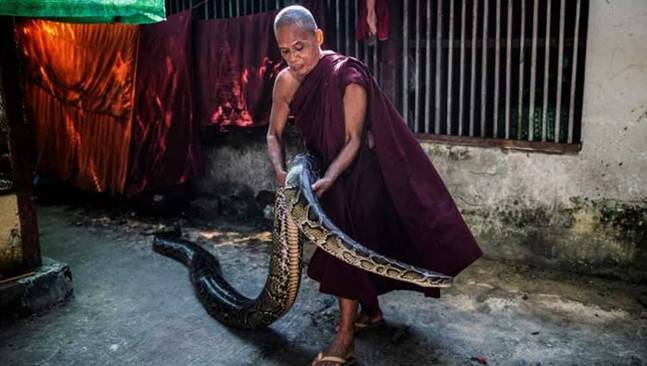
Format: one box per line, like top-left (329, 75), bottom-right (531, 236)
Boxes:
top-left (266, 5), bottom-right (483, 365)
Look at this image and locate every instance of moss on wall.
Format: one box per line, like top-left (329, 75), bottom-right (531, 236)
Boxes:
top-left (462, 198), bottom-right (647, 282)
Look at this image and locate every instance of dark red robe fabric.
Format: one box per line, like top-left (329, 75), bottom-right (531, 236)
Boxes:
top-left (356, 0), bottom-right (390, 42)
top-left (289, 51), bottom-right (483, 308)
top-left (127, 10), bottom-right (203, 196)
top-left (194, 10), bottom-right (283, 130)
top-left (192, 1), bottom-right (329, 131)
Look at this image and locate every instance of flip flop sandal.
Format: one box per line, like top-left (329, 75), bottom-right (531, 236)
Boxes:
top-left (354, 318), bottom-right (385, 331)
top-left (313, 352), bottom-right (357, 365)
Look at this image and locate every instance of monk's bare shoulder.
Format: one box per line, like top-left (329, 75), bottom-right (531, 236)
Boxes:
top-left (274, 68), bottom-right (300, 105)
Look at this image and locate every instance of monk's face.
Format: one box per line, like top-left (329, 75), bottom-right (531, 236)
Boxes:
top-left (275, 24), bottom-right (323, 79)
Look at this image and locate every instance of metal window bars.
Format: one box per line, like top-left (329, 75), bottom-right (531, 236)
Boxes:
top-left (399, 0), bottom-right (588, 144)
top-left (167, 0), bottom-right (587, 145)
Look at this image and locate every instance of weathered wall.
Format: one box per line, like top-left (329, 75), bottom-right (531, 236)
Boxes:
top-left (196, 1), bottom-right (647, 281)
top-left (195, 127), bottom-right (305, 220)
top-left (429, 0), bottom-right (647, 281)
top-left (0, 194), bottom-right (22, 275)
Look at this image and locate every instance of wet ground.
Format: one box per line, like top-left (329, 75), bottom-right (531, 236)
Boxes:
top-left (1, 203), bottom-right (646, 365)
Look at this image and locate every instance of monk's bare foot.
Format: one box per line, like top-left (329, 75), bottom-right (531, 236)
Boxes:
top-left (311, 331), bottom-right (355, 366)
top-left (356, 308), bottom-right (383, 325)
top-left (335, 308), bottom-right (383, 332)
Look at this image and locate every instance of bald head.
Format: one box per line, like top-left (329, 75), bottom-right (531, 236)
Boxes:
top-left (273, 5), bottom-right (318, 34)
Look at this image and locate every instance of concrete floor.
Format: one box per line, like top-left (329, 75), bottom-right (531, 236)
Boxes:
top-left (1, 204), bottom-right (646, 365)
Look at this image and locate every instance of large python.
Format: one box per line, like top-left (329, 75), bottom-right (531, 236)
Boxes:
top-left (153, 153), bottom-right (452, 329)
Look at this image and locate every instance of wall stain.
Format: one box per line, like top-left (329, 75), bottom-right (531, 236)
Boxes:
top-left (462, 197), bottom-right (647, 283)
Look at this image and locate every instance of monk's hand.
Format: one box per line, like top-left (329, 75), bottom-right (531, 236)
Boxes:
top-left (311, 177), bottom-right (334, 198)
top-left (276, 170), bottom-right (287, 186)
top-left (367, 130), bottom-right (375, 150)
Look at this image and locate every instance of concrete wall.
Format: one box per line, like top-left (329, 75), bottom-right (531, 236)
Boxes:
top-left (196, 1), bottom-right (647, 281)
top-left (417, 0), bottom-right (647, 281)
top-left (195, 128), bottom-right (304, 220)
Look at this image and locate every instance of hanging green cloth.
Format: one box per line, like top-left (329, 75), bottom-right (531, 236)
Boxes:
top-left (0, 0), bottom-right (166, 24)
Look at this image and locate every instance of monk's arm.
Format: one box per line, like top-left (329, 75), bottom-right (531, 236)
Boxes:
top-left (267, 74), bottom-right (291, 185)
top-left (312, 83), bottom-right (367, 196)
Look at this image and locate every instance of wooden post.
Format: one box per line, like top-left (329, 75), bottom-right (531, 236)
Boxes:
top-left (0, 17), bottom-right (41, 269)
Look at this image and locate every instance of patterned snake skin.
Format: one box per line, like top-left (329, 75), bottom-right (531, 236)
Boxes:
top-left (153, 153), bottom-right (452, 329)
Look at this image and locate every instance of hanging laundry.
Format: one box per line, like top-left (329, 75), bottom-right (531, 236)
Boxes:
top-left (355, 0), bottom-right (389, 42)
top-left (195, 10), bottom-right (284, 130)
top-left (127, 10), bottom-right (203, 196)
top-left (17, 19), bottom-right (139, 194)
top-left (17, 11), bottom-right (202, 196)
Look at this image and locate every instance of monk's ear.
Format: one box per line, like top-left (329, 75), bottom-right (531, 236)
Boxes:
top-left (315, 29), bottom-right (324, 47)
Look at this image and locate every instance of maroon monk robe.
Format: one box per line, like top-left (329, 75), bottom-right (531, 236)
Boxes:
top-left (288, 51), bottom-right (483, 309)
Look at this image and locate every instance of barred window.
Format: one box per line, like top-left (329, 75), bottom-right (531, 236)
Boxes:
top-left (170, 0), bottom-right (589, 153)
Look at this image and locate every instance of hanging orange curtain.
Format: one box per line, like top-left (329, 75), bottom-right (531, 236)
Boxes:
top-left (16, 20), bottom-right (139, 194)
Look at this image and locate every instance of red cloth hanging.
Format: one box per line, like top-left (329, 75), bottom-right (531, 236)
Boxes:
top-left (126, 10), bottom-right (203, 196)
top-left (18, 13), bottom-right (202, 196)
top-left (355, 0), bottom-right (389, 42)
top-left (194, 10), bottom-right (284, 130)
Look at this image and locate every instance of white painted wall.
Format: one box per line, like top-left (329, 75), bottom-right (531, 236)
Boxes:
top-left (426, 0), bottom-right (647, 208)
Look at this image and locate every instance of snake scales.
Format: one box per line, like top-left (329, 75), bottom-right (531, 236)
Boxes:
top-left (153, 153), bottom-right (452, 329)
